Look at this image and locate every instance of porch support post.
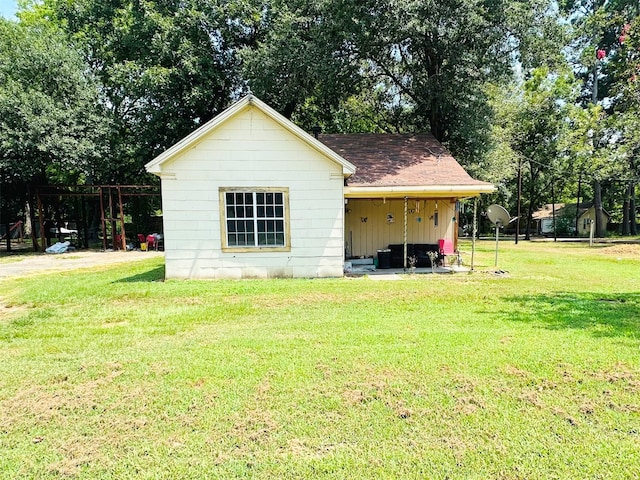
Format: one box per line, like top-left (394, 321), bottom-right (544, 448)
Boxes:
top-left (403, 196), bottom-right (408, 271)
top-left (471, 197), bottom-right (477, 271)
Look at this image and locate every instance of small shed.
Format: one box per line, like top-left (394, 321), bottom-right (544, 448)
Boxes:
top-left (145, 95), bottom-right (494, 279)
top-left (533, 203), bottom-right (610, 236)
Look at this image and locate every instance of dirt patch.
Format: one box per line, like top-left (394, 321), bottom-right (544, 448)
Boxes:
top-left (502, 365), bottom-right (531, 378)
top-left (343, 388), bottom-right (367, 405)
top-left (0, 250), bottom-right (163, 280)
top-left (598, 244), bottom-right (640, 258)
top-left (47, 435), bottom-right (108, 478)
top-left (232, 408), bottom-right (278, 443)
top-left (519, 391), bottom-right (545, 409)
top-left (551, 406), bottom-right (579, 426)
top-left (1, 362), bottom-right (126, 431)
top-left (0, 298), bottom-right (27, 321)
top-left (342, 376), bottom-right (389, 406)
top-left (280, 438), bottom-right (347, 460)
top-left (591, 362), bottom-right (639, 391)
top-left (454, 396), bottom-right (485, 415)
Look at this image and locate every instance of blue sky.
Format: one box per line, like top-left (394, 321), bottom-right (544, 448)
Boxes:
top-left (0, 0), bottom-right (18, 18)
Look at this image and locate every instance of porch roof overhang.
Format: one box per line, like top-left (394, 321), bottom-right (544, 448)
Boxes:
top-left (344, 183), bottom-right (496, 199)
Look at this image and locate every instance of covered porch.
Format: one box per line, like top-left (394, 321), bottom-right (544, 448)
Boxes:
top-left (317, 133), bottom-right (495, 271)
top-left (344, 196), bottom-right (456, 267)
top-left (344, 187), bottom-right (492, 270)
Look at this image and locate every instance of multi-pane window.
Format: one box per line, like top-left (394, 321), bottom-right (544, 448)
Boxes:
top-left (223, 190), bottom-right (287, 248)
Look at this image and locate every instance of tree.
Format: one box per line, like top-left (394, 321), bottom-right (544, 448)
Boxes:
top-left (488, 67), bottom-right (578, 239)
top-left (0, 18), bottom-right (109, 249)
top-left (44, 0), bottom-right (259, 183)
top-left (243, 0), bottom-right (567, 165)
top-left (559, 0), bottom-right (640, 236)
top-left (240, 0), bottom-right (374, 131)
top-left (610, 15), bottom-right (640, 234)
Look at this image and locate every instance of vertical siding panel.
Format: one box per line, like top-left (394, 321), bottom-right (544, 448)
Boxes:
top-left (344, 197), bottom-right (457, 257)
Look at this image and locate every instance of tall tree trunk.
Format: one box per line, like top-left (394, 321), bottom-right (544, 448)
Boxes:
top-left (629, 182), bottom-right (637, 235)
top-left (593, 180), bottom-right (604, 238)
top-left (524, 167), bottom-right (540, 241)
top-left (26, 185), bottom-right (40, 252)
top-left (525, 180), bottom-right (537, 241)
top-left (515, 161), bottom-right (522, 244)
top-left (575, 172), bottom-right (582, 236)
top-left (526, 198), bottom-right (537, 241)
top-left (623, 182), bottom-right (631, 236)
top-left (3, 203), bottom-right (10, 253)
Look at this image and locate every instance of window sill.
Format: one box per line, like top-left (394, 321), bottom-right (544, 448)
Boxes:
top-left (221, 246), bottom-right (291, 253)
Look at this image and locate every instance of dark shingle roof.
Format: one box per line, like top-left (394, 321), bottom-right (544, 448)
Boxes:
top-left (318, 133), bottom-right (489, 187)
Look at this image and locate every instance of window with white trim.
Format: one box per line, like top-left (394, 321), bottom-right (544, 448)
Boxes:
top-left (222, 189), bottom-right (288, 249)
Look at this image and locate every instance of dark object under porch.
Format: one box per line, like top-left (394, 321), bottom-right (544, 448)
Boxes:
top-left (387, 243), bottom-right (440, 268)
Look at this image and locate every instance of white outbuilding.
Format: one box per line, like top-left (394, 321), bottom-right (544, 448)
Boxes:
top-left (146, 95), bottom-right (494, 279)
top-left (145, 95), bottom-right (356, 279)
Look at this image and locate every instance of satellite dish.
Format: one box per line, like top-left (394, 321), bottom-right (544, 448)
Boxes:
top-left (486, 204), bottom-right (515, 268)
top-left (487, 204), bottom-right (511, 227)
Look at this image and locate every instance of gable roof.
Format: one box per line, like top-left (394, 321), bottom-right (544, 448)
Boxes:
top-left (145, 95), bottom-right (356, 176)
top-left (318, 133), bottom-right (494, 198)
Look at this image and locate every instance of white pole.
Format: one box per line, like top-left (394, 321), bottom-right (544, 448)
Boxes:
top-left (495, 223), bottom-right (500, 267)
top-left (403, 196), bottom-right (408, 270)
top-left (471, 197), bottom-right (477, 271)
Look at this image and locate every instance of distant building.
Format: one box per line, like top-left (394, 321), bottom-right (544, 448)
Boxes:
top-left (532, 203), bottom-right (610, 236)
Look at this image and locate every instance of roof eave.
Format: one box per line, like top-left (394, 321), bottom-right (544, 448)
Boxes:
top-left (344, 184), bottom-right (496, 199)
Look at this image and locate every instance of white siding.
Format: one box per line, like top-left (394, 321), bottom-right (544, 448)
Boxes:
top-left (159, 106), bottom-right (345, 279)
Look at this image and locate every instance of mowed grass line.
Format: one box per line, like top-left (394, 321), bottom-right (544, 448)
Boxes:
top-left (0, 241), bottom-right (638, 479)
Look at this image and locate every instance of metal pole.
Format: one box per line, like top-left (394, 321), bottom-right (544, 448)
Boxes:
top-left (108, 187), bottom-right (116, 249)
top-left (117, 186), bottom-right (127, 250)
top-left (403, 196), bottom-right (408, 271)
top-left (453, 200), bottom-right (459, 251)
top-left (99, 186), bottom-right (107, 251)
top-left (495, 224), bottom-right (500, 267)
top-left (471, 197), bottom-right (477, 271)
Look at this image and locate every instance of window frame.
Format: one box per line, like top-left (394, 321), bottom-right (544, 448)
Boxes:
top-left (219, 187), bottom-right (291, 252)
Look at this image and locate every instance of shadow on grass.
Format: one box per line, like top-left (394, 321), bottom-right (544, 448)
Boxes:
top-left (115, 265), bottom-right (165, 283)
top-left (504, 292), bottom-right (640, 339)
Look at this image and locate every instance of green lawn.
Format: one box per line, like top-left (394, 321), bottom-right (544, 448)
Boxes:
top-left (1, 241), bottom-right (639, 479)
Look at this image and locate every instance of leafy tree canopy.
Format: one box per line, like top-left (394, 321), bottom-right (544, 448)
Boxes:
top-left (43, 0), bottom-right (260, 182)
top-left (0, 18), bottom-right (108, 186)
top-left (243, 0), bottom-right (567, 166)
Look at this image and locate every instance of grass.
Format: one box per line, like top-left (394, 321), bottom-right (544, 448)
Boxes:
top-left (0, 241), bottom-right (639, 479)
